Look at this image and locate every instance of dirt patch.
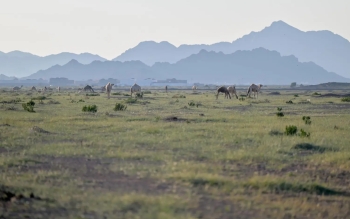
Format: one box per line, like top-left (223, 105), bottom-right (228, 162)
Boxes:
top-left (30, 126), bottom-right (51, 134)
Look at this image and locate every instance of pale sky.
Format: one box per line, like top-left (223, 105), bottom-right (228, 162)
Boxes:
top-left (0, 0), bottom-right (349, 59)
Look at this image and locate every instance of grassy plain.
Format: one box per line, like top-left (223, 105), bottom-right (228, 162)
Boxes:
top-left (0, 87), bottom-right (350, 219)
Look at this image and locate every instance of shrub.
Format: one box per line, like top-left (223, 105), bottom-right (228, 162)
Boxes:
top-left (188, 101), bottom-right (196, 107)
top-left (294, 94), bottom-right (299, 97)
top-left (31, 96), bottom-right (46, 100)
top-left (124, 98), bottom-right (137, 104)
top-left (143, 91), bottom-right (152, 94)
top-left (300, 129), bottom-right (311, 137)
top-left (276, 107), bottom-right (284, 117)
top-left (172, 95), bottom-right (186, 98)
top-left (22, 100), bottom-right (35, 112)
top-left (312, 92), bottom-right (321, 96)
top-left (114, 103), bottom-right (127, 111)
top-left (276, 112), bottom-right (284, 117)
top-left (82, 104), bottom-right (97, 113)
top-left (286, 100), bottom-right (293, 104)
top-left (112, 92), bottom-right (122, 95)
top-left (123, 94), bottom-right (131, 96)
top-left (239, 97), bottom-right (245, 101)
top-left (285, 125), bottom-right (297, 136)
top-left (135, 92), bottom-right (143, 98)
top-left (86, 93), bottom-right (100, 96)
top-left (341, 97), bottom-right (350, 102)
top-left (302, 116), bottom-right (311, 125)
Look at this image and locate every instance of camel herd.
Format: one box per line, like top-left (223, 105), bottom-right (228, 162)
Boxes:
top-left (11, 83), bottom-right (263, 99)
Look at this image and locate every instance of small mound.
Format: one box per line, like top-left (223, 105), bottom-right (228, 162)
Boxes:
top-left (30, 126), bottom-right (50, 134)
top-left (0, 124), bottom-right (10, 127)
top-left (164, 116), bottom-right (187, 122)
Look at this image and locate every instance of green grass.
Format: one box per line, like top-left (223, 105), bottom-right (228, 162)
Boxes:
top-left (0, 88), bottom-right (350, 218)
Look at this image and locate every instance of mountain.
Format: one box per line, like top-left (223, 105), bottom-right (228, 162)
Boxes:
top-left (113, 21), bottom-right (350, 78)
top-left (0, 74), bottom-right (17, 80)
top-left (25, 59), bottom-right (158, 81)
top-left (26, 48), bottom-right (349, 85)
top-left (0, 51), bottom-right (107, 77)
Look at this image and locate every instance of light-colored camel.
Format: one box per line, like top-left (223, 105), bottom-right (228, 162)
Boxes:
top-left (105, 82), bottom-right (114, 99)
top-left (12, 85), bottom-right (23, 91)
top-left (216, 86), bottom-right (231, 99)
top-left (247, 84), bottom-right (263, 98)
top-left (130, 83), bottom-right (141, 97)
top-left (192, 85), bottom-right (197, 90)
top-left (57, 87), bottom-right (61, 92)
top-left (227, 86), bottom-right (238, 99)
top-left (101, 86), bottom-right (106, 92)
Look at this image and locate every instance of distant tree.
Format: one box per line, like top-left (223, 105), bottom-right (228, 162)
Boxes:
top-left (290, 82), bottom-right (297, 88)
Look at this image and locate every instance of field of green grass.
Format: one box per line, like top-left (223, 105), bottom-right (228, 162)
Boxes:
top-left (0, 88), bottom-right (350, 219)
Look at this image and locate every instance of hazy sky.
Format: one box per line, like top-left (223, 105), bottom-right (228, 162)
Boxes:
top-left (1, 0), bottom-right (349, 59)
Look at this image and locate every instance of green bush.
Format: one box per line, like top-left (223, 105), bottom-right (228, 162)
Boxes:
top-left (286, 100), bottom-right (293, 104)
top-left (312, 92), bottom-right (321, 96)
top-left (172, 95), bottom-right (186, 98)
top-left (114, 103), bottom-right (127, 111)
top-left (294, 94), bottom-right (299, 97)
top-left (300, 129), bottom-right (311, 137)
top-left (302, 116), bottom-right (311, 125)
top-left (22, 100), bottom-right (35, 112)
top-left (135, 92), bottom-right (143, 98)
top-left (112, 92), bottom-right (122, 95)
top-left (82, 104), bottom-right (97, 113)
top-left (285, 125), bottom-right (298, 135)
top-left (276, 112), bottom-right (284, 117)
top-left (124, 98), bottom-right (137, 104)
top-left (188, 101), bottom-right (196, 107)
top-left (31, 96), bottom-right (46, 100)
top-left (86, 93), bottom-right (100, 96)
top-left (341, 97), bottom-right (350, 102)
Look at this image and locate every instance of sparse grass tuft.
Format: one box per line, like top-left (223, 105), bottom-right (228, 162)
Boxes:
top-left (284, 125), bottom-right (297, 135)
top-left (124, 98), bottom-right (138, 104)
top-left (22, 100), bottom-right (35, 112)
top-left (341, 97), bottom-right (350, 102)
top-left (114, 103), bottom-right (127, 111)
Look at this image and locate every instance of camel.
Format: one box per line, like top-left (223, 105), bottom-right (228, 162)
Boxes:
top-left (78, 85), bottom-right (95, 93)
top-left (165, 85), bottom-right (168, 93)
top-left (130, 83), bottom-right (141, 97)
top-left (101, 86), bottom-right (106, 92)
top-left (105, 82), bottom-right (114, 99)
top-left (227, 86), bottom-right (238, 99)
top-left (247, 84), bottom-right (263, 98)
top-left (216, 86), bottom-right (231, 99)
top-left (57, 87), bottom-right (61, 92)
top-left (31, 86), bottom-right (37, 91)
top-left (192, 85), bottom-right (197, 91)
top-left (12, 85), bottom-right (23, 91)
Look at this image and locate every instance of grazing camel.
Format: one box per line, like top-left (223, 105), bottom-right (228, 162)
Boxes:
top-left (12, 85), bottom-right (23, 91)
top-left (247, 84), bottom-right (263, 98)
top-left (227, 86), bottom-right (238, 99)
top-left (31, 86), bottom-right (37, 91)
top-left (192, 85), bottom-right (197, 91)
top-left (57, 87), bottom-right (61, 92)
top-left (130, 83), bottom-right (141, 97)
top-left (105, 82), bottom-right (114, 99)
top-left (216, 86), bottom-right (231, 99)
top-left (165, 85), bottom-right (168, 93)
top-left (83, 85), bottom-right (94, 93)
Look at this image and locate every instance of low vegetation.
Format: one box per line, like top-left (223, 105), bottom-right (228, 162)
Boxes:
top-left (0, 88), bottom-right (349, 219)
top-left (82, 104), bottom-right (98, 113)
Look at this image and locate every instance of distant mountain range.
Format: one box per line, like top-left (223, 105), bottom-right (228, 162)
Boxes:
top-left (25, 48), bottom-right (349, 85)
top-left (113, 21), bottom-right (350, 78)
top-left (0, 51), bottom-right (107, 77)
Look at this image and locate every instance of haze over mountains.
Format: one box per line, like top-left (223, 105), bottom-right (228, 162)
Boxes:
top-left (25, 48), bottom-right (349, 85)
top-left (0, 51), bottom-right (107, 77)
top-left (1, 20), bottom-right (350, 85)
top-left (114, 21), bottom-right (350, 79)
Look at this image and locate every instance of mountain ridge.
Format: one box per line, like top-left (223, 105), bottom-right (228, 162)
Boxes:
top-left (113, 20), bottom-right (350, 78)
